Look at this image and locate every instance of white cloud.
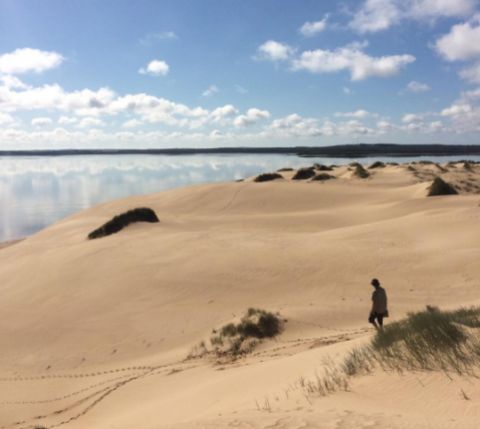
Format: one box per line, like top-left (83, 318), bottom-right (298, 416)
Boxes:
top-left (234, 108), bottom-right (270, 127)
top-left (292, 42), bottom-right (415, 80)
top-left (459, 63), bottom-right (480, 83)
top-left (139, 60), bottom-right (169, 76)
top-left (202, 84), bottom-right (219, 97)
top-left (402, 113), bottom-right (423, 123)
top-left (139, 31), bottom-right (177, 45)
top-left (299, 17), bottom-right (328, 37)
top-left (31, 117), bottom-right (53, 127)
top-left (210, 104), bottom-right (238, 122)
top-left (268, 113), bottom-right (323, 137)
top-left (0, 112), bottom-right (15, 125)
top-left (334, 109), bottom-right (374, 119)
top-left (257, 40), bottom-right (294, 61)
top-left (436, 20), bottom-right (480, 61)
top-left (377, 120), bottom-right (395, 133)
top-left (122, 119), bottom-right (143, 128)
top-left (234, 84), bottom-right (248, 94)
top-left (0, 48), bottom-right (64, 74)
top-left (350, 0), bottom-right (476, 33)
top-left (77, 117), bottom-right (105, 128)
top-left (406, 80), bottom-right (430, 93)
top-left (0, 75), bottom-right (29, 89)
top-left (58, 116), bottom-right (78, 125)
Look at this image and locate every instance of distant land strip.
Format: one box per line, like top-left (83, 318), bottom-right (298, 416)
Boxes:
top-left (1, 144), bottom-right (480, 158)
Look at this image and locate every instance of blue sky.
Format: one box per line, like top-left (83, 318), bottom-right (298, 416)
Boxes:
top-left (1, 0), bottom-right (480, 148)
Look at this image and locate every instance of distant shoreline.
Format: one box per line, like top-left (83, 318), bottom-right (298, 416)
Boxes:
top-left (1, 144), bottom-right (480, 158)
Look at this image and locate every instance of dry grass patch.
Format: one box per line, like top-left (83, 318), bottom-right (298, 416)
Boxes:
top-left (254, 172), bottom-right (284, 182)
top-left (292, 167), bottom-right (316, 180)
top-left (427, 177), bottom-right (458, 196)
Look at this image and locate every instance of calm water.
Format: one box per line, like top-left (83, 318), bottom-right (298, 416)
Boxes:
top-left (1, 153), bottom-right (480, 242)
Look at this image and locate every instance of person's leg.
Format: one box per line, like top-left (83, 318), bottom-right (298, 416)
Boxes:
top-left (369, 313), bottom-right (379, 329)
top-left (377, 315), bottom-right (384, 329)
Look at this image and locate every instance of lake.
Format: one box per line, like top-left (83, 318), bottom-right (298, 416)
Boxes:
top-left (1, 153), bottom-right (480, 242)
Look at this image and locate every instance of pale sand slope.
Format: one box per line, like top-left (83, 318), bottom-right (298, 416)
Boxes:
top-left (0, 162), bottom-right (480, 428)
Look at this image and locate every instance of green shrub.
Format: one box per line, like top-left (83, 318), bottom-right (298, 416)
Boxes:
top-left (368, 161), bottom-right (386, 169)
top-left (311, 173), bottom-right (336, 181)
top-left (427, 177), bottom-right (458, 196)
top-left (292, 167), bottom-right (316, 180)
top-left (353, 164), bottom-right (370, 179)
top-left (254, 172), bottom-right (284, 182)
top-left (88, 207), bottom-right (159, 239)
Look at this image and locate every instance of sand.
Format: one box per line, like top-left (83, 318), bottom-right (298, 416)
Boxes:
top-left (0, 161), bottom-right (479, 428)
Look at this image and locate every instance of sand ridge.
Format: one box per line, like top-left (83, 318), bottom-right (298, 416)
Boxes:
top-left (1, 161), bottom-right (480, 428)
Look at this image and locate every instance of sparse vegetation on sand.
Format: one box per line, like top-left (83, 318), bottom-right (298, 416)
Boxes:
top-left (254, 172), bottom-right (284, 182)
top-left (427, 177), bottom-right (458, 196)
top-left (311, 173), bottom-right (336, 181)
top-left (368, 161), bottom-right (386, 169)
top-left (277, 167), bottom-right (294, 172)
top-left (313, 163), bottom-right (334, 171)
top-left (190, 308), bottom-right (284, 359)
top-left (353, 164), bottom-right (370, 179)
top-left (88, 207), bottom-right (159, 239)
top-left (298, 306), bottom-right (480, 400)
top-left (292, 167), bottom-right (316, 180)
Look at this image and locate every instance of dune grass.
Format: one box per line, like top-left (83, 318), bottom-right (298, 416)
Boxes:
top-left (427, 177), bottom-right (458, 196)
top-left (368, 161), bottom-right (386, 169)
top-left (88, 207), bottom-right (159, 239)
top-left (298, 306), bottom-right (480, 400)
top-left (292, 167), bottom-right (316, 180)
top-left (311, 173), bottom-right (336, 181)
top-left (353, 164), bottom-right (370, 179)
top-left (254, 172), bottom-right (284, 182)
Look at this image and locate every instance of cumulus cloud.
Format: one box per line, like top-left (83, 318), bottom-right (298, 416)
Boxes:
top-left (202, 85), bottom-right (219, 97)
top-left (435, 20), bottom-right (480, 61)
top-left (234, 108), bottom-right (270, 127)
top-left (406, 81), bottom-right (430, 93)
top-left (291, 42), bottom-right (415, 80)
top-left (58, 116), bottom-right (78, 125)
top-left (139, 60), bottom-right (170, 76)
top-left (350, 0), bottom-right (476, 33)
top-left (299, 17), bottom-right (328, 37)
top-left (77, 117), bottom-right (105, 128)
top-left (402, 113), bottom-right (423, 123)
top-left (257, 40), bottom-right (294, 61)
top-left (31, 117), bottom-right (53, 127)
top-left (268, 113), bottom-right (323, 137)
top-left (334, 109), bottom-right (375, 119)
top-left (0, 112), bottom-right (15, 125)
top-left (0, 48), bottom-right (64, 74)
top-left (122, 119), bottom-right (143, 128)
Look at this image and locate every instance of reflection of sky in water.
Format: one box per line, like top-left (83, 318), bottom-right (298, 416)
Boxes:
top-left (1, 153), bottom-right (480, 241)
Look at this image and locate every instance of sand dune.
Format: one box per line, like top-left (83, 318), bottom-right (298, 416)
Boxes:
top-left (1, 162), bottom-right (480, 428)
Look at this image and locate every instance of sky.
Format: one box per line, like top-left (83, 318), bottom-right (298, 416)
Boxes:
top-left (1, 0), bottom-right (480, 149)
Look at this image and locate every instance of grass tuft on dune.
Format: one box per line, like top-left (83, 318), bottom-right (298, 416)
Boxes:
top-left (88, 207), bottom-right (159, 239)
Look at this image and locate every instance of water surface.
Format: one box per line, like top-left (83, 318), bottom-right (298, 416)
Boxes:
top-left (1, 154), bottom-right (479, 241)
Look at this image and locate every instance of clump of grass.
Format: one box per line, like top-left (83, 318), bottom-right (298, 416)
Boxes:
top-left (292, 167), bottom-right (316, 180)
top-left (254, 172), bottom-right (284, 182)
top-left (277, 167), bottom-right (294, 172)
top-left (210, 308), bottom-right (284, 358)
top-left (353, 164), bottom-right (370, 179)
top-left (387, 162), bottom-right (399, 166)
top-left (88, 207), bottom-right (159, 239)
top-left (368, 161), bottom-right (386, 169)
top-left (297, 306), bottom-right (480, 401)
top-left (313, 163), bottom-right (334, 171)
top-left (427, 177), bottom-right (458, 196)
top-left (311, 173), bottom-right (336, 181)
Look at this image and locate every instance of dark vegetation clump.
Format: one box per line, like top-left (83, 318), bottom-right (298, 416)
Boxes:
top-left (427, 177), bottom-right (458, 196)
top-left (209, 308), bottom-right (284, 357)
top-left (313, 163), bottom-right (334, 171)
top-left (311, 173), bottom-right (336, 181)
top-left (254, 172), bottom-right (284, 182)
top-left (292, 167), bottom-right (316, 180)
top-left (88, 207), bottom-right (159, 239)
top-left (353, 164), bottom-right (370, 179)
top-left (434, 163), bottom-right (448, 172)
top-left (349, 161), bottom-right (362, 168)
top-left (368, 161), bottom-right (386, 169)
top-left (387, 162), bottom-right (399, 166)
top-left (418, 160), bottom-right (434, 165)
top-left (277, 167), bottom-right (294, 172)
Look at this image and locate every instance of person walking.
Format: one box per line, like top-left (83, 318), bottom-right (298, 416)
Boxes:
top-left (368, 278), bottom-right (388, 330)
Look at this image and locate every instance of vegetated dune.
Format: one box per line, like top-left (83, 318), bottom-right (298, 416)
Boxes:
top-left (1, 162), bottom-right (480, 428)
